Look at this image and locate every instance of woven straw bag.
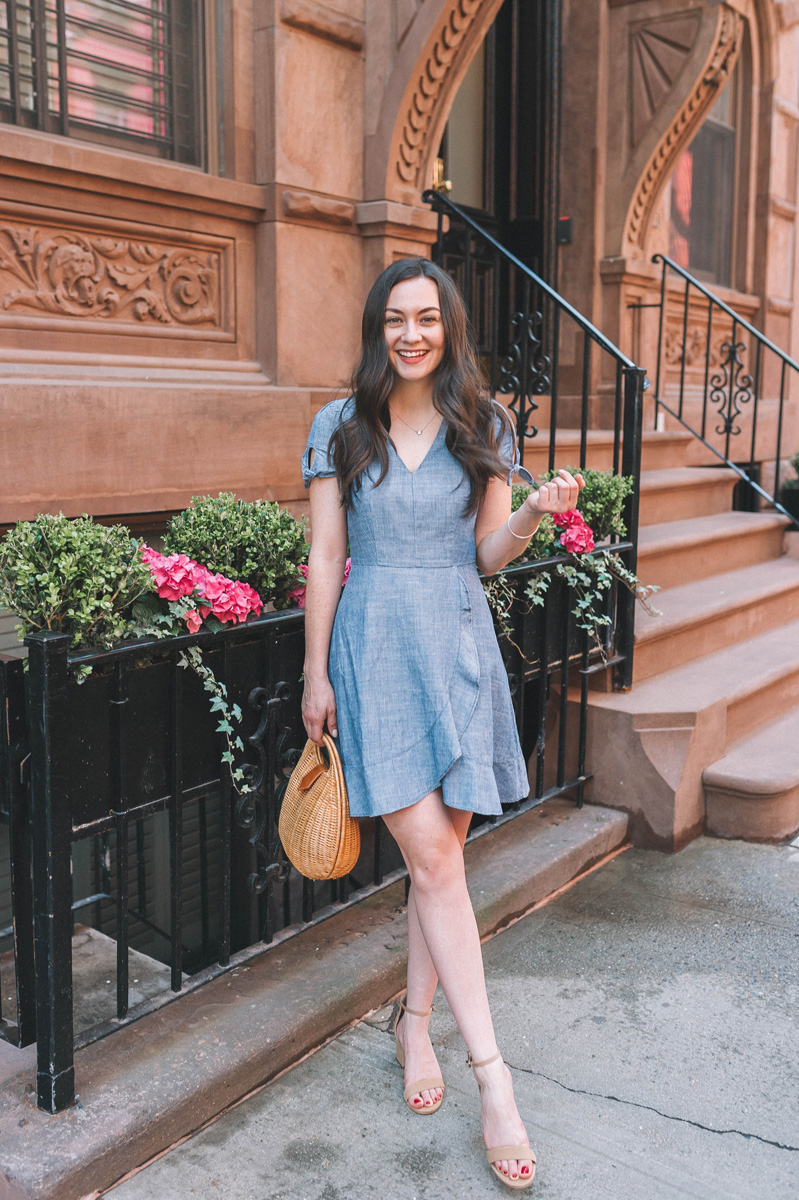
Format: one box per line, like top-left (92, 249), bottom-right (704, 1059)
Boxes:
top-left (279, 733), bottom-right (360, 880)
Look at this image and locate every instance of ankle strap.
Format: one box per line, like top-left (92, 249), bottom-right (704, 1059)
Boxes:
top-left (466, 1050), bottom-right (503, 1069)
top-left (400, 997), bottom-right (434, 1018)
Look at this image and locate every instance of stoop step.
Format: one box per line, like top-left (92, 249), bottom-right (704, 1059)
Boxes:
top-left (638, 466), bottom-right (738, 525)
top-left (704, 710), bottom-right (799, 841)
top-left (520, 429), bottom-right (693, 476)
top-left (632, 557), bottom-right (799, 683)
top-left (637, 511), bottom-right (789, 590)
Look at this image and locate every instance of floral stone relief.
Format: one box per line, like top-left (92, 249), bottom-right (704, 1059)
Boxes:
top-left (0, 221), bottom-right (223, 328)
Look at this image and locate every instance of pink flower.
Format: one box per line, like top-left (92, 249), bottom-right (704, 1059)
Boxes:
top-left (140, 545), bottom-right (262, 630)
top-left (553, 511), bottom-right (595, 555)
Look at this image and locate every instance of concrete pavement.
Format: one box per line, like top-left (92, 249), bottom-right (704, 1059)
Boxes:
top-left (106, 836), bottom-right (799, 1200)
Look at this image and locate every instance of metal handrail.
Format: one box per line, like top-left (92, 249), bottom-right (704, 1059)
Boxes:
top-left (653, 254), bottom-right (799, 373)
top-left (647, 253), bottom-right (799, 530)
top-left (423, 190), bottom-right (637, 368)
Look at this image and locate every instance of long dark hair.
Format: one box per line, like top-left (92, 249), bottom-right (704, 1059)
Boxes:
top-left (330, 257), bottom-right (512, 514)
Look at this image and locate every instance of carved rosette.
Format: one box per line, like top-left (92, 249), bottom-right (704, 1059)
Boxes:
top-left (397, 0), bottom-right (482, 187)
top-left (0, 221), bottom-right (222, 328)
top-left (624, 4), bottom-right (744, 251)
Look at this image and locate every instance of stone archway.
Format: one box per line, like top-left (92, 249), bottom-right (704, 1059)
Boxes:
top-left (357, 0), bottom-right (505, 275)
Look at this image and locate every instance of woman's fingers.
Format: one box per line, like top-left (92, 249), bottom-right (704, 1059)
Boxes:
top-left (533, 469), bottom-right (585, 513)
top-left (326, 702), bottom-right (338, 739)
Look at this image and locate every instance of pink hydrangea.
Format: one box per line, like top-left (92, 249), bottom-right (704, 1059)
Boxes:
top-left (141, 545), bottom-right (262, 631)
top-left (288, 558), bottom-right (351, 608)
top-left (553, 511), bottom-right (595, 555)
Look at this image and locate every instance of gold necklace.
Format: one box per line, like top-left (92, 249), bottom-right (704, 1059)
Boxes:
top-left (389, 405), bottom-right (439, 436)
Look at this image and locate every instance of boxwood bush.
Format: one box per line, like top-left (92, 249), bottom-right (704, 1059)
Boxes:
top-left (0, 513), bottom-right (150, 647)
top-left (164, 492), bottom-right (308, 610)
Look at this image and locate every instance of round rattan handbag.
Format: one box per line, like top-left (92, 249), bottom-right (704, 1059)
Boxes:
top-left (279, 733), bottom-right (360, 880)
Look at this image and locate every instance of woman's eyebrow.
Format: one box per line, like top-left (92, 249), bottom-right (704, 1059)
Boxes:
top-left (385, 306), bottom-right (441, 314)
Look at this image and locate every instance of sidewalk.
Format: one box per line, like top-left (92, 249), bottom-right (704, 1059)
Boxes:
top-left (105, 836), bottom-right (799, 1200)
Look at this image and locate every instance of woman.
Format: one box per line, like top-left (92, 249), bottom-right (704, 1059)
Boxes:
top-left (301, 257), bottom-right (583, 1190)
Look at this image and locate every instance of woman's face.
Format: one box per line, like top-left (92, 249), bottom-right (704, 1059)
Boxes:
top-left (384, 275), bottom-right (446, 383)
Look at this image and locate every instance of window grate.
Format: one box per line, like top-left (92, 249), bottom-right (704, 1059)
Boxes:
top-left (0, 0), bottom-right (204, 166)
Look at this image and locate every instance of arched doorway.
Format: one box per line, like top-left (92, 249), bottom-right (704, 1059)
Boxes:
top-left (434, 0), bottom-right (560, 354)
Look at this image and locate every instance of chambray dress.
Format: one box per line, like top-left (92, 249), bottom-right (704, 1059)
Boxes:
top-left (302, 397), bottom-right (529, 818)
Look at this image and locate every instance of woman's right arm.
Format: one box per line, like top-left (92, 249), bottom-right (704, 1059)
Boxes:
top-left (302, 472), bottom-right (348, 744)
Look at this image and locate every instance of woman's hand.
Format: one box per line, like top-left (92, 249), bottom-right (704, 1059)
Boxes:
top-left (302, 673), bottom-right (338, 745)
top-left (524, 469), bottom-right (585, 516)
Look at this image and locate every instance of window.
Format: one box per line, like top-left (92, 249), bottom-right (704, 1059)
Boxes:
top-left (668, 73), bottom-right (737, 287)
top-left (0, 0), bottom-right (205, 165)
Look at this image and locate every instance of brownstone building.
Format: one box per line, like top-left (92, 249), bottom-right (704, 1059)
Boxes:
top-left (0, 0), bottom-right (796, 528)
top-left (1, 0), bottom-right (798, 843)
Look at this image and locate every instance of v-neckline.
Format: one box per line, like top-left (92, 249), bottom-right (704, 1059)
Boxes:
top-left (389, 417), bottom-right (445, 475)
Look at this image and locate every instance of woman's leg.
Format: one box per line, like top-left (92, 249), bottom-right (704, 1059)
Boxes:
top-left (384, 790), bottom-right (533, 1183)
top-left (397, 806), bottom-right (472, 1109)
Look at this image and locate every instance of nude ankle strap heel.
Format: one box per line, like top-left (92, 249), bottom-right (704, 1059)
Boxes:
top-left (467, 1049), bottom-right (537, 1190)
top-left (393, 997), bottom-right (445, 1114)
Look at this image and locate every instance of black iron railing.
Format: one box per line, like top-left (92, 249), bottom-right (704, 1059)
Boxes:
top-left (644, 253), bottom-right (799, 530)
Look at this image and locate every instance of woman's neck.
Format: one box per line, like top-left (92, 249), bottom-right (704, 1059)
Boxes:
top-left (389, 376), bottom-right (436, 415)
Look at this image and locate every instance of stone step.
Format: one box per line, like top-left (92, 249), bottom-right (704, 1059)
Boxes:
top-left (638, 466), bottom-right (739, 526)
top-left (704, 711), bottom-right (799, 841)
top-left (519, 429), bottom-right (693, 475)
top-left (637, 511), bottom-right (789, 590)
top-left (596, 619), bottom-right (799, 747)
top-left (632, 557), bottom-right (799, 682)
top-left (580, 619), bottom-right (799, 849)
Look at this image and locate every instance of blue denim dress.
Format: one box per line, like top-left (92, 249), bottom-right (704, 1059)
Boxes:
top-left (302, 397), bottom-right (530, 818)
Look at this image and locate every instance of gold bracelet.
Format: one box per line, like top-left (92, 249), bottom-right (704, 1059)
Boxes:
top-left (507, 508), bottom-right (533, 540)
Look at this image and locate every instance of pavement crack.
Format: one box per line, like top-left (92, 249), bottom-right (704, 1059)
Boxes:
top-left (507, 1062), bottom-right (799, 1153)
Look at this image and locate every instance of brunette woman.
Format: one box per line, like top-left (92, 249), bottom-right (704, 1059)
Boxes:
top-left (301, 257), bottom-right (583, 1190)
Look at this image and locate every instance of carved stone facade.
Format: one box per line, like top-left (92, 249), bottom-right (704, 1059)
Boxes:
top-left (0, 219), bottom-right (226, 334)
top-left (0, 0), bottom-right (797, 526)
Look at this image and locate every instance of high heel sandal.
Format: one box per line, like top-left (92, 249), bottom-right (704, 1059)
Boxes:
top-left (393, 997), bottom-right (445, 1114)
top-left (467, 1050), bottom-right (537, 1190)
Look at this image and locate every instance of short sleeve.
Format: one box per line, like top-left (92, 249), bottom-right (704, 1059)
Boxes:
top-left (302, 399), bottom-right (347, 488)
top-left (492, 403), bottom-right (521, 486)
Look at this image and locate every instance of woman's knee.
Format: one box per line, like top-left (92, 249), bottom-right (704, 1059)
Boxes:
top-left (407, 838), bottom-right (465, 894)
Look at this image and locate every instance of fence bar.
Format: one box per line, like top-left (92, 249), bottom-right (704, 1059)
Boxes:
top-left (701, 302), bottom-right (713, 442)
top-left (115, 811), bottom-right (129, 1019)
top-left (775, 359), bottom-right (787, 499)
top-left (653, 261), bottom-right (667, 428)
top-left (219, 642), bottom-right (232, 965)
top-left (548, 301), bottom-right (560, 472)
top-left (615, 368), bottom-right (646, 689)
top-left (678, 277), bottom-right (690, 419)
top-left (26, 632), bottom-right (75, 1113)
top-left (169, 653), bottom-right (184, 992)
top-left (0, 657), bottom-right (35, 1047)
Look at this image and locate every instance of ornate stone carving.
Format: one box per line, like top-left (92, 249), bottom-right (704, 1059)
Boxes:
top-left (396, 0), bottom-right (482, 186)
top-left (630, 12), bottom-right (701, 145)
top-left (0, 222), bottom-right (222, 327)
top-left (624, 4), bottom-right (743, 250)
top-left (664, 325), bottom-right (721, 369)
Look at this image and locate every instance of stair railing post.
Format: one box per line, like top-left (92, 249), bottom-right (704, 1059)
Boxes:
top-left (615, 367), bottom-right (646, 691)
top-left (25, 631), bottom-right (75, 1112)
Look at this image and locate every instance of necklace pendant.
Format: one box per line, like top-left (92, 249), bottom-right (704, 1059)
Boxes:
top-left (416, 429), bottom-right (422, 435)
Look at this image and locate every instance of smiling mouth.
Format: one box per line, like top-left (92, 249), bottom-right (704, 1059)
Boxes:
top-left (397, 349), bottom-right (429, 361)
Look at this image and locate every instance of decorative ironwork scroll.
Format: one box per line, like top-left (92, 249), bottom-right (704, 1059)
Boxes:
top-left (708, 339), bottom-right (753, 436)
top-left (235, 679), bottom-right (302, 894)
top-left (498, 310), bottom-right (551, 442)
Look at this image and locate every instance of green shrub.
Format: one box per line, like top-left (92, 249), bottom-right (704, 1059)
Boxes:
top-left (0, 513), bottom-right (150, 647)
top-left (785, 450), bottom-right (799, 489)
top-left (164, 492), bottom-right (309, 610)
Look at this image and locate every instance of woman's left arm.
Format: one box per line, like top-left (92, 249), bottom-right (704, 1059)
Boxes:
top-left (475, 469), bottom-right (585, 577)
